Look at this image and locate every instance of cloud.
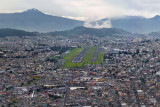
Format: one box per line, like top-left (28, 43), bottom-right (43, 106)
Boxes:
top-left (0, 0), bottom-right (160, 19)
top-left (0, 0), bottom-right (125, 20)
top-left (84, 19), bottom-right (112, 28)
top-left (62, 16), bottom-right (87, 21)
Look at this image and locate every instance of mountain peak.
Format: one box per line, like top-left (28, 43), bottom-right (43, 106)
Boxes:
top-left (152, 15), bottom-right (160, 20)
top-left (22, 8), bottom-right (44, 14)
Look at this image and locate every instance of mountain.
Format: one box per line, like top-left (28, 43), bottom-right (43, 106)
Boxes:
top-left (113, 16), bottom-right (145, 19)
top-left (110, 15), bottom-right (160, 34)
top-left (49, 26), bottom-right (130, 37)
top-left (148, 31), bottom-right (160, 37)
top-left (1, 9), bottom-right (160, 34)
top-left (89, 15), bottom-right (160, 34)
top-left (0, 28), bottom-right (36, 37)
top-left (0, 9), bottom-right (83, 32)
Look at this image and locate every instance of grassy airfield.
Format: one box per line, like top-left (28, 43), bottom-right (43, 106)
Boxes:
top-left (63, 47), bottom-right (104, 68)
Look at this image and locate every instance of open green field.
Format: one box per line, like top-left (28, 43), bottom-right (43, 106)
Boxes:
top-left (63, 47), bottom-right (104, 68)
top-left (91, 52), bottom-right (104, 65)
top-left (63, 47), bottom-right (84, 67)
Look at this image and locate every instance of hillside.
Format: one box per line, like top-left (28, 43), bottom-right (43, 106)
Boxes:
top-left (110, 16), bottom-right (160, 34)
top-left (49, 26), bottom-right (130, 37)
top-left (0, 28), bottom-right (36, 37)
top-left (1, 8), bottom-right (160, 34)
top-left (87, 16), bottom-right (160, 34)
top-left (0, 9), bottom-right (83, 32)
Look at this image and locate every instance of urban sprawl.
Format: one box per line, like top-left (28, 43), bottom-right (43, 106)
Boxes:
top-left (0, 34), bottom-right (160, 107)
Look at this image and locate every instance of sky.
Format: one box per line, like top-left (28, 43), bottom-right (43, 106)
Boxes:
top-left (0, 0), bottom-right (160, 21)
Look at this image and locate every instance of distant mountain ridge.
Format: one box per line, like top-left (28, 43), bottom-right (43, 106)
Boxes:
top-left (0, 28), bottom-right (36, 37)
top-left (0, 9), bottom-right (83, 32)
top-left (86, 15), bottom-right (160, 34)
top-left (49, 26), bottom-right (130, 37)
top-left (110, 15), bottom-right (160, 33)
top-left (1, 9), bottom-right (160, 33)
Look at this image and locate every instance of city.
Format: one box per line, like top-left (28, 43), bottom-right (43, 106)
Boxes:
top-left (0, 33), bottom-right (160, 106)
top-left (1, 0), bottom-right (160, 107)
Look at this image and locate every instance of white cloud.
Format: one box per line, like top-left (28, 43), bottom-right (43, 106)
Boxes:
top-left (62, 16), bottom-right (88, 21)
top-left (84, 19), bottom-right (112, 28)
top-left (54, 0), bottom-right (125, 19)
top-left (0, 0), bottom-right (160, 19)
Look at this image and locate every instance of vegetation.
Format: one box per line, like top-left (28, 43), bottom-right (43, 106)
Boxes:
top-left (46, 46), bottom-right (75, 63)
top-left (63, 48), bottom-right (84, 67)
top-left (49, 26), bottom-right (130, 37)
top-left (82, 47), bottom-right (96, 65)
top-left (91, 52), bottom-right (104, 65)
top-left (63, 47), bottom-right (104, 68)
top-left (46, 55), bottom-right (60, 63)
top-left (0, 9), bottom-right (83, 32)
top-left (0, 28), bottom-right (36, 37)
top-left (50, 46), bottom-right (74, 54)
top-left (11, 99), bottom-right (19, 103)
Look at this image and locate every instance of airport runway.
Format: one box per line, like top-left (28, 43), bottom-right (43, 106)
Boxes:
top-left (92, 47), bottom-right (104, 63)
top-left (92, 47), bottom-right (99, 62)
top-left (72, 47), bottom-right (90, 63)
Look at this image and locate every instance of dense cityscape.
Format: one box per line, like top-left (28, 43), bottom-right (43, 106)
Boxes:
top-left (1, 0), bottom-right (160, 106)
top-left (0, 33), bottom-right (160, 107)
